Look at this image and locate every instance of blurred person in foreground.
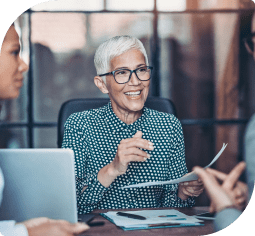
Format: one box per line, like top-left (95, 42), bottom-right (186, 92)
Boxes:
top-left (243, 11), bottom-right (255, 202)
top-left (0, 24), bottom-right (89, 236)
top-left (193, 12), bottom-right (255, 232)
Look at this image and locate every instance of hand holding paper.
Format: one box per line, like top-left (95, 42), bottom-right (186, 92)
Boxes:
top-left (123, 143), bottom-right (228, 189)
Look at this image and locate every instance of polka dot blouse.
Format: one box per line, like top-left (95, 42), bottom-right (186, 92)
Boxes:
top-left (62, 102), bottom-right (195, 214)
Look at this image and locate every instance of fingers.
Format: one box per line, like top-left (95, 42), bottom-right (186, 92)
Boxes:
top-left (121, 132), bottom-right (154, 151)
top-left (193, 166), bottom-right (236, 212)
top-left (123, 147), bottom-right (151, 162)
top-left (181, 179), bottom-right (204, 187)
top-left (234, 182), bottom-right (248, 198)
top-left (22, 217), bottom-right (50, 228)
top-left (113, 131), bottom-right (154, 175)
top-left (183, 187), bottom-right (204, 197)
top-left (232, 182), bottom-right (249, 210)
top-left (117, 131), bottom-right (154, 164)
top-left (69, 222), bottom-right (90, 234)
top-left (180, 180), bottom-right (204, 195)
top-left (122, 138), bottom-right (154, 151)
top-left (193, 166), bottom-right (222, 198)
top-left (117, 144), bottom-right (151, 162)
top-left (222, 162), bottom-right (246, 190)
top-left (133, 130), bottom-right (143, 138)
top-left (209, 203), bottom-right (216, 213)
top-left (54, 220), bottom-right (90, 234)
top-left (206, 162), bottom-right (246, 186)
top-left (179, 178), bottom-right (204, 198)
top-left (206, 168), bottom-right (227, 182)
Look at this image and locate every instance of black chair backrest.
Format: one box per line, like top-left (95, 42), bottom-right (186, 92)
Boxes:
top-left (57, 97), bottom-right (177, 147)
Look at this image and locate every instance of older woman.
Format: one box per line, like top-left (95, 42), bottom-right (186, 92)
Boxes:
top-left (62, 35), bottom-right (204, 214)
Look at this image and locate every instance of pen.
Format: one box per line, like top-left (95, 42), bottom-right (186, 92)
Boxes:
top-left (148, 223), bottom-right (181, 227)
top-left (158, 215), bottom-right (177, 217)
top-left (116, 212), bottom-right (146, 220)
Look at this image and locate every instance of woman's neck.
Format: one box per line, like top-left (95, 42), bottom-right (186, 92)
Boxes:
top-left (112, 104), bottom-right (142, 125)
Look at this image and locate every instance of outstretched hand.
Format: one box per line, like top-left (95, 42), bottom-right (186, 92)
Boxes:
top-left (23, 217), bottom-right (89, 236)
top-left (193, 161), bottom-right (247, 213)
top-left (206, 162), bottom-right (248, 211)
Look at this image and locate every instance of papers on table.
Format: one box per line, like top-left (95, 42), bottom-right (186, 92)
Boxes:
top-left (123, 143), bottom-right (227, 189)
top-left (100, 209), bottom-right (203, 231)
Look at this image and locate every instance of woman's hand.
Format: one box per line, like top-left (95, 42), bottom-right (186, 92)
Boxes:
top-left (193, 162), bottom-right (247, 213)
top-left (205, 163), bottom-right (248, 212)
top-left (178, 179), bottom-right (204, 200)
top-left (111, 131), bottom-right (154, 176)
top-left (98, 131), bottom-right (154, 187)
top-left (22, 217), bottom-right (89, 236)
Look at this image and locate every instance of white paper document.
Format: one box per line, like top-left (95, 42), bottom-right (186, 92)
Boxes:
top-left (123, 143), bottom-right (227, 189)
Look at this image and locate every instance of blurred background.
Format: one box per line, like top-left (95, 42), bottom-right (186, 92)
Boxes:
top-left (1, 0), bottom-right (255, 205)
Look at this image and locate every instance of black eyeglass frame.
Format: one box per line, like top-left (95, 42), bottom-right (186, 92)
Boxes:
top-left (98, 66), bottom-right (153, 84)
top-left (243, 32), bottom-right (255, 55)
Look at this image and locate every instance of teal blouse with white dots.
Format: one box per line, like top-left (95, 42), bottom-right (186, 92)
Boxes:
top-left (62, 102), bottom-right (195, 214)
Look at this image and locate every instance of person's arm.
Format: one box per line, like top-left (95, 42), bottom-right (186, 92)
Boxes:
top-left (161, 116), bottom-right (196, 207)
top-left (244, 114), bottom-right (255, 198)
top-left (214, 208), bottom-right (242, 232)
top-left (22, 217), bottom-right (89, 236)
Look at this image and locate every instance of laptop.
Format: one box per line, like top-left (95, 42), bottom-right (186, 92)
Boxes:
top-left (0, 148), bottom-right (79, 223)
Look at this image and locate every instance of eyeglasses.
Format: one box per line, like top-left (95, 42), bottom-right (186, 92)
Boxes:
top-left (243, 33), bottom-right (255, 55)
top-left (99, 66), bottom-right (153, 84)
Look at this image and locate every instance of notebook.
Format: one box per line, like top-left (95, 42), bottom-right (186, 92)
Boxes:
top-left (0, 148), bottom-right (78, 223)
top-left (100, 209), bottom-right (203, 231)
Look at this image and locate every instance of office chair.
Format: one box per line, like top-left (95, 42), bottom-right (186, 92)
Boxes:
top-left (57, 97), bottom-right (177, 147)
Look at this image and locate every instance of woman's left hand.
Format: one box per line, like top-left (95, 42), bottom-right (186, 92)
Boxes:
top-left (178, 179), bottom-right (204, 200)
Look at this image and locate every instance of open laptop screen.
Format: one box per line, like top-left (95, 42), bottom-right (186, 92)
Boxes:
top-left (0, 148), bottom-right (78, 223)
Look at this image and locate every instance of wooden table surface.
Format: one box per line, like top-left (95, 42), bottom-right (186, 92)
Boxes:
top-left (80, 206), bottom-right (215, 236)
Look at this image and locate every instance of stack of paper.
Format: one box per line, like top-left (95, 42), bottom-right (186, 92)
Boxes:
top-left (101, 209), bottom-right (204, 231)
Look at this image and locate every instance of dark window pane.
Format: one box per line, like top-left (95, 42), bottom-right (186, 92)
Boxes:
top-left (0, 128), bottom-right (27, 148)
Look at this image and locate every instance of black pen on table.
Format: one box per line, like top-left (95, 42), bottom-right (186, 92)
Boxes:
top-left (116, 211), bottom-right (146, 220)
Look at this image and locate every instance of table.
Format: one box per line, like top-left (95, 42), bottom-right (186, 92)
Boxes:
top-left (80, 206), bottom-right (215, 236)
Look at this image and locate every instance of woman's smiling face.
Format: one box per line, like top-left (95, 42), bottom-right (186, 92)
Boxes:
top-left (104, 49), bottom-right (150, 120)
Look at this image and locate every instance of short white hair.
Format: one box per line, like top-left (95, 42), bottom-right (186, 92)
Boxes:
top-left (94, 35), bottom-right (149, 83)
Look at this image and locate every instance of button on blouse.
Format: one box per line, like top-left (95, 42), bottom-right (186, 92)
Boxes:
top-left (62, 102), bottom-right (195, 214)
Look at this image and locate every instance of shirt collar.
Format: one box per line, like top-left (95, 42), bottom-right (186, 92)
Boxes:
top-left (103, 101), bottom-right (148, 134)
